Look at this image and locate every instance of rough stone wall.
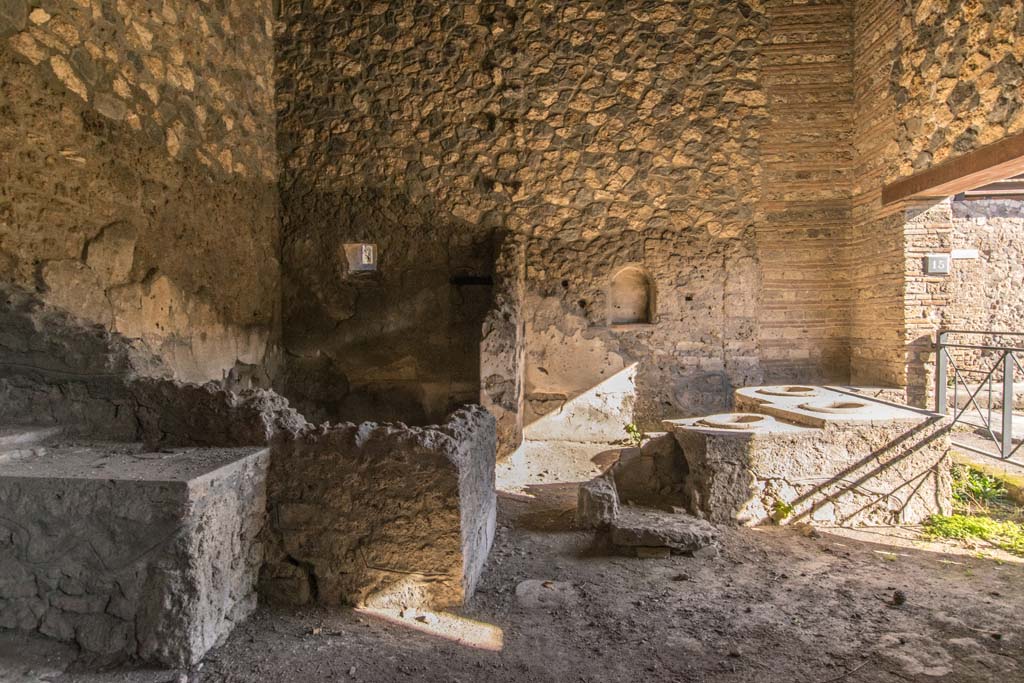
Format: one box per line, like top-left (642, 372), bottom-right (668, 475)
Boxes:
top-left (277, 0), bottom-right (866, 432)
top-left (524, 229), bottom-right (761, 438)
top-left (849, 0), bottom-right (1024, 395)
top-left (942, 199), bottom-right (1024, 381)
top-left (0, 284), bottom-right (306, 445)
top-left (275, 0), bottom-right (506, 425)
top-left (259, 406), bottom-right (496, 610)
top-left (523, 0), bottom-right (863, 435)
top-left (480, 233), bottom-right (525, 458)
top-left (0, 0), bottom-right (280, 384)
top-left (948, 199), bottom-right (1024, 336)
top-left (889, 1), bottom-right (1024, 178)
top-left (517, 0), bottom-right (774, 436)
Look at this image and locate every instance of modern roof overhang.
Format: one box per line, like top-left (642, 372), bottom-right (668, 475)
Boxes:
top-left (882, 130), bottom-right (1024, 204)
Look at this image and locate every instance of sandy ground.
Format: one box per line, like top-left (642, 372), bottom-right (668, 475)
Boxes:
top-left (3, 440), bottom-right (1023, 683)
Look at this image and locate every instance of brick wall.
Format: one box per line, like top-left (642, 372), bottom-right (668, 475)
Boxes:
top-left (758, 0), bottom-right (854, 382)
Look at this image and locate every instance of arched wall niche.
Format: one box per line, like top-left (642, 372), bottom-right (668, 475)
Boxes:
top-left (608, 265), bottom-right (655, 325)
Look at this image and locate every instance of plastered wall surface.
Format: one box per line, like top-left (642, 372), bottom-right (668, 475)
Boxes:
top-left (0, 0), bottom-right (280, 384)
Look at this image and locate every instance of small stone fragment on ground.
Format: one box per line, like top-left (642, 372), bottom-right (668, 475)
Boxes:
top-left (514, 580), bottom-right (578, 609)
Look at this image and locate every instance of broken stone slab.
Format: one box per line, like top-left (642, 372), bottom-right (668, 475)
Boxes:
top-left (576, 475), bottom-right (619, 529)
top-left (609, 506), bottom-right (718, 554)
top-left (0, 441), bottom-right (269, 667)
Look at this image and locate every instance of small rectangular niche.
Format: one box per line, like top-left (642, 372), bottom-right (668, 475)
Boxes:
top-left (343, 243), bottom-right (378, 272)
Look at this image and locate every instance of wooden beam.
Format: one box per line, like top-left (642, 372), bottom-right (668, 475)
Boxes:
top-left (882, 130), bottom-right (1024, 204)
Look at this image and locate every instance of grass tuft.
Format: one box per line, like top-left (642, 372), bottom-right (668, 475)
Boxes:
top-left (951, 464), bottom-right (1006, 507)
top-left (924, 514), bottom-right (1024, 557)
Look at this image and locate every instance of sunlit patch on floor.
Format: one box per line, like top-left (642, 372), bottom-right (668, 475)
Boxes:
top-left (355, 607), bottom-right (504, 651)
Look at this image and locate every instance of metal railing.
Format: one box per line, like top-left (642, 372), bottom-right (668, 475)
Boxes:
top-left (935, 330), bottom-right (1023, 462)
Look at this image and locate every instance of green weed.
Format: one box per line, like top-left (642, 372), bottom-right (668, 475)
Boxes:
top-left (624, 422), bottom-right (645, 448)
top-left (924, 513), bottom-right (1024, 557)
top-left (951, 464), bottom-right (1006, 508)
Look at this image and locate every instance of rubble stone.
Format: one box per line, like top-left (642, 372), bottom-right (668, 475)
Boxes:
top-left (576, 476), bottom-right (619, 530)
top-left (260, 406), bottom-right (497, 610)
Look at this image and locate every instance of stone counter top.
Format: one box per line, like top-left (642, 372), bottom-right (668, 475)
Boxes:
top-left (0, 441), bottom-right (266, 483)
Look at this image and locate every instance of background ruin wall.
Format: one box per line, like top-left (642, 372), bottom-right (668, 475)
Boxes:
top-left (2, 0), bottom-right (1022, 441)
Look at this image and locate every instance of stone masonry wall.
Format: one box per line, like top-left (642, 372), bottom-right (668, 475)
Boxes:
top-left (945, 199), bottom-right (1024, 379)
top-left (0, 284), bottom-right (306, 445)
top-left (278, 0), bottom-right (859, 433)
top-left (260, 406), bottom-right (497, 610)
top-left (889, 1), bottom-right (1024, 179)
top-left (523, 229), bottom-right (760, 438)
top-left (948, 199), bottom-right (1024, 336)
top-left (276, 0), bottom-right (508, 425)
top-left (849, 0), bottom-right (1024, 395)
top-left (0, 0), bottom-right (280, 384)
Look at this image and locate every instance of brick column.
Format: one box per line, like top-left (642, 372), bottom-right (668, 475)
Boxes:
top-left (902, 199), bottom-right (953, 408)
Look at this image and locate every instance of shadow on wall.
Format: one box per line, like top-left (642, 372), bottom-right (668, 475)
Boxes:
top-left (785, 418), bottom-right (951, 526)
top-left (275, 180), bottom-right (499, 426)
top-left (518, 228), bottom-right (767, 440)
top-left (524, 364), bottom-right (638, 443)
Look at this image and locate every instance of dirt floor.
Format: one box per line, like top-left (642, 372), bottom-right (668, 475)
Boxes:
top-left (2, 440), bottom-right (1023, 683)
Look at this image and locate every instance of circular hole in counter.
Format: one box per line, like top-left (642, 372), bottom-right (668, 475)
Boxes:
top-left (697, 413), bottom-right (771, 430)
top-left (799, 401), bottom-right (868, 414)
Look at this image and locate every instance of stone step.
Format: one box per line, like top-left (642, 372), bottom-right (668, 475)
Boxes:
top-left (609, 505), bottom-right (718, 553)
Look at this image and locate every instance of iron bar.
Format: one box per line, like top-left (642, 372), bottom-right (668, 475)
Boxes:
top-left (936, 330), bottom-right (1021, 461)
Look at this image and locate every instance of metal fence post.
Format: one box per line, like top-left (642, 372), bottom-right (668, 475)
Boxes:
top-left (935, 330), bottom-right (948, 415)
top-left (1003, 350), bottom-right (1014, 458)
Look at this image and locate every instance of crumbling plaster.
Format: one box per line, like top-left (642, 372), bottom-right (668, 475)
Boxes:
top-left (1, 0), bottom-right (281, 385)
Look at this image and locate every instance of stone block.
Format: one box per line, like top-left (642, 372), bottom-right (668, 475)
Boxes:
top-left (576, 476), bottom-right (619, 529)
top-left (0, 440), bottom-right (269, 666)
top-left (611, 434), bottom-right (689, 508)
top-left (609, 507), bottom-right (718, 553)
top-left (260, 406), bottom-right (496, 610)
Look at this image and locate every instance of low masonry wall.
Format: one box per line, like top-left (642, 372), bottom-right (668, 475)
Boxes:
top-left (259, 406), bottom-right (497, 610)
